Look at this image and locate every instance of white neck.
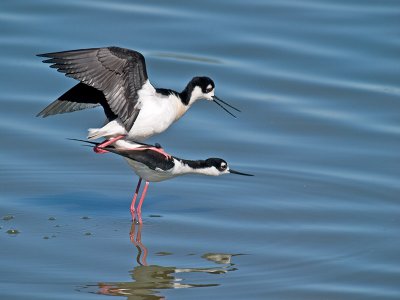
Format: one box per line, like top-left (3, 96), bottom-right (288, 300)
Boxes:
top-left (171, 95), bottom-right (192, 121)
top-left (188, 86), bottom-right (204, 105)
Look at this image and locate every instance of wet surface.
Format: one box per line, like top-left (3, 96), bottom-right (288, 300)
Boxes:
top-left (1, 0), bottom-right (400, 299)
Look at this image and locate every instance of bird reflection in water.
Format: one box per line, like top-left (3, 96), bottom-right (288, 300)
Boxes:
top-left (130, 223), bottom-right (148, 266)
top-left (83, 224), bottom-right (239, 299)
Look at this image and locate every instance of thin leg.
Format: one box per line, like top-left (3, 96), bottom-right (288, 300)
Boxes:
top-left (143, 146), bottom-right (171, 159)
top-left (136, 181), bottom-right (149, 224)
top-left (125, 145), bottom-right (171, 159)
top-left (94, 135), bottom-right (125, 154)
top-left (130, 178), bottom-right (142, 220)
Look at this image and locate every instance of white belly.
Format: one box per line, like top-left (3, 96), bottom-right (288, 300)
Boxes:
top-left (127, 95), bottom-right (177, 141)
top-left (126, 159), bottom-right (175, 182)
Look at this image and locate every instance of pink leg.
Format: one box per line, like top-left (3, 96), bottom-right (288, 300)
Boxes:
top-left (94, 135), bottom-right (125, 154)
top-left (125, 146), bottom-right (172, 159)
top-left (146, 146), bottom-right (171, 159)
top-left (136, 181), bottom-right (150, 224)
top-left (130, 178), bottom-right (142, 219)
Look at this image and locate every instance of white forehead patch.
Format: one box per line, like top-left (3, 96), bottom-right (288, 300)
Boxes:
top-left (221, 162), bottom-right (227, 167)
top-left (206, 84), bottom-right (213, 90)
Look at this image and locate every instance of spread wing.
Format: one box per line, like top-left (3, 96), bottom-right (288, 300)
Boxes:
top-left (38, 47), bottom-right (150, 131)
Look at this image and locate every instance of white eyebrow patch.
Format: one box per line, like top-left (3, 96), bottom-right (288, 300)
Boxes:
top-left (206, 84), bottom-right (212, 90)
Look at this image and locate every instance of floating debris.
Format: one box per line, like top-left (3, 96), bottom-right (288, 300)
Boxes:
top-left (43, 236), bottom-right (49, 240)
top-left (84, 232), bottom-right (92, 236)
top-left (202, 253), bottom-right (232, 264)
top-left (3, 215), bottom-right (14, 221)
top-left (48, 217), bottom-right (56, 221)
top-left (149, 214), bottom-right (162, 218)
top-left (81, 216), bottom-right (91, 220)
top-left (6, 229), bottom-right (19, 235)
top-left (156, 251), bottom-right (173, 256)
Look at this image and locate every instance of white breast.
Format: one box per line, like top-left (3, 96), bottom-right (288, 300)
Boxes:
top-left (126, 84), bottom-right (186, 141)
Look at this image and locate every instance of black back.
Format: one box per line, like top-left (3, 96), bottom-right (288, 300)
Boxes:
top-left (103, 146), bottom-right (175, 171)
top-left (155, 88), bottom-right (180, 98)
top-left (102, 146), bottom-right (226, 172)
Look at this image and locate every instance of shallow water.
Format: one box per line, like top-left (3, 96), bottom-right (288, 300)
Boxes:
top-left (1, 0), bottom-right (400, 299)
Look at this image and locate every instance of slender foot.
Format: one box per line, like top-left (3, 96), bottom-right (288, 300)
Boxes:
top-left (130, 178), bottom-right (142, 220)
top-left (136, 181), bottom-right (150, 224)
top-left (93, 135), bottom-right (126, 154)
top-left (148, 146), bottom-right (172, 159)
top-left (125, 145), bottom-right (172, 159)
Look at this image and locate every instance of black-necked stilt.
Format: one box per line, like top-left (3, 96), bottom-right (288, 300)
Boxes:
top-left (37, 47), bottom-right (240, 151)
top-left (73, 139), bottom-right (253, 224)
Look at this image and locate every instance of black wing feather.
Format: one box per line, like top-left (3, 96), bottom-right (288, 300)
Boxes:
top-left (38, 46), bottom-right (149, 131)
top-left (36, 82), bottom-right (116, 119)
top-left (103, 147), bottom-right (175, 171)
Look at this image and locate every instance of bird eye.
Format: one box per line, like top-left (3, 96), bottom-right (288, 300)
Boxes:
top-left (205, 88), bottom-right (213, 93)
top-left (220, 163), bottom-right (227, 170)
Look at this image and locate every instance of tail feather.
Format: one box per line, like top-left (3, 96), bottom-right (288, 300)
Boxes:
top-left (87, 128), bottom-right (105, 140)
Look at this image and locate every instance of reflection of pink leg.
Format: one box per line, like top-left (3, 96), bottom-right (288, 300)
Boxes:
top-left (136, 181), bottom-right (149, 224)
top-left (129, 223), bottom-right (137, 244)
top-left (130, 178), bottom-right (142, 220)
top-left (136, 224), bottom-right (148, 266)
top-left (129, 223), bottom-right (148, 266)
top-left (94, 135), bottom-right (125, 154)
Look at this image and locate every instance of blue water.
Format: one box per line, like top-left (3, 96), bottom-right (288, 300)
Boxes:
top-left (1, 0), bottom-right (400, 299)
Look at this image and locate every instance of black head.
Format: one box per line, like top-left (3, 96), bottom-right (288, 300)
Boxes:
top-left (190, 76), bottom-right (215, 94)
top-left (204, 158), bottom-right (253, 176)
top-left (180, 76), bottom-right (241, 118)
top-left (180, 76), bottom-right (215, 105)
top-left (205, 158), bottom-right (228, 172)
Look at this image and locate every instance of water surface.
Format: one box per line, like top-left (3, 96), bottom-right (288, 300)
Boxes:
top-left (1, 0), bottom-right (400, 299)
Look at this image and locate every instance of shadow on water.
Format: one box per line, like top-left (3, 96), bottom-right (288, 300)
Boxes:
top-left (79, 223), bottom-right (240, 300)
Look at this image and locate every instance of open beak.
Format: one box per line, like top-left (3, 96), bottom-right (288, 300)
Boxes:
top-left (229, 169), bottom-right (254, 176)
top-left (212, 96), bottom-right (241, 118)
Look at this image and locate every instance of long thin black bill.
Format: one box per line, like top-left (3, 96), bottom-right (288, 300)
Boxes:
top-left (213, 96), bottom-right (241, 112)
top-left (67, 138), bottom-right (99, 146)
top-left (229, 169), bottom-right (254, 176)
top-left (213, 98), bottom-right (237, 118)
